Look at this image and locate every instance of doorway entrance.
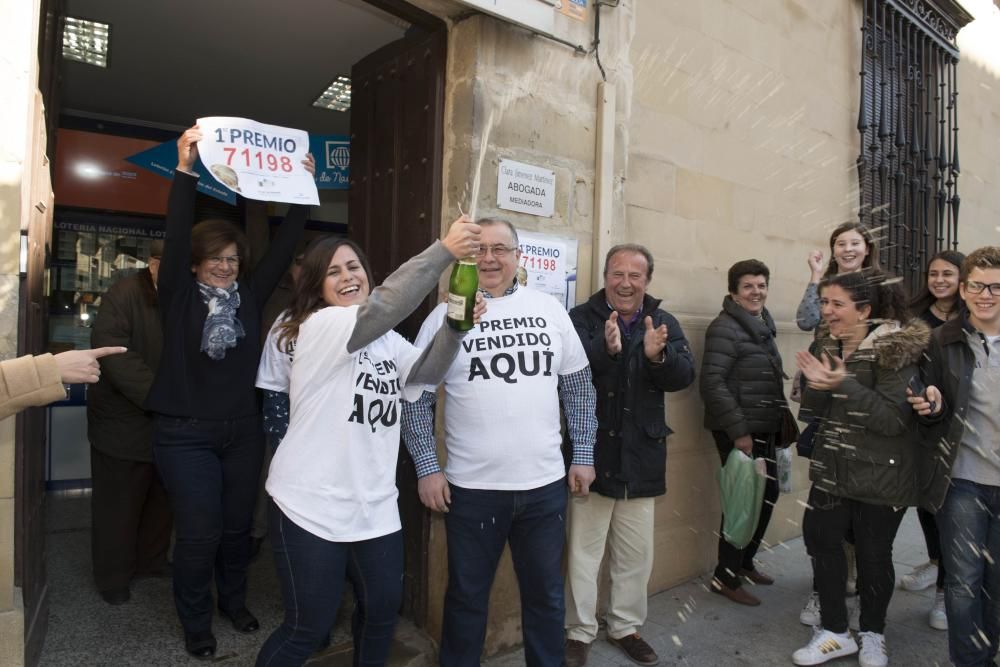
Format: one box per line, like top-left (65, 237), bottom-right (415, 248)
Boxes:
top-left (21, 0), bottom-right (446, 662)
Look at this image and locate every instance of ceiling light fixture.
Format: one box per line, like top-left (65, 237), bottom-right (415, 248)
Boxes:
top-left (63, 16), bottom-right (110, 68)
top-left (313, 76), bottom-right (352, 112)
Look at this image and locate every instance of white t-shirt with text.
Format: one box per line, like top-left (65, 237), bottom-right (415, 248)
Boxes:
top-left (412, 287), bottom-right (588, 491)
top-left (267, 305), bottom-right (422, 542)
top-left (256, 311), bottom-right (293, 392)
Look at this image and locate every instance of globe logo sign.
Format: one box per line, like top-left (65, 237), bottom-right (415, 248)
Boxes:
top-left (326, 141), bottom-right (350, 169)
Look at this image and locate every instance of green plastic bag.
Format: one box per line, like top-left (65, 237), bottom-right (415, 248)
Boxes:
top-left (718, 449), bottom-right (767, 549)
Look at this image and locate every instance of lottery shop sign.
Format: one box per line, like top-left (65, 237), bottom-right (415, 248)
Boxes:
top-left (196, 117), bottom-right (319, 206)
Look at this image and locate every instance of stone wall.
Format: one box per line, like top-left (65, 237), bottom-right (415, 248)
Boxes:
top-left (0, 0), bottom-right (41, 663)
top-left (419, 0), bottom-right (1000, 658)
top-left (954, 0), bottom-right (1000, 250)
top-left (626, 0), bottom-right (1000, 603)
top-left (423, 4), bottom-right (634, 655)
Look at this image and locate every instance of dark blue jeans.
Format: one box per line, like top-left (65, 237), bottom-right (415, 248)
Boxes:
top-left (256, 504), bottom-right (403, 666)
top-left (938, 478), bottom-right (1000, 667)
top-left (153, 414), bottom-right (264, 635)
top-left (441, 478), bottom-right (567, 667)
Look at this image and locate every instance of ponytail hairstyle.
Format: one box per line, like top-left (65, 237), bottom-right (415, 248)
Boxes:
top-left (276, 236), bottom-right (373, 353)
top-left (821, 269), bottom-right (909, 325)
top-left (909, 250), bottom-right (966, 316)
top-left (823, 221), bottom-right (881, 278)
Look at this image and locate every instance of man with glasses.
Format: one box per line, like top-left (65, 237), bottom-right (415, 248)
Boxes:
top-left (402, 218), bottom-right (597, 666)
top-left (909, 246), bottom-right (1000, 667)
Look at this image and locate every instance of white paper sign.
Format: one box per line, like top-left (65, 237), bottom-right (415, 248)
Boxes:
top-left (497, 158), bottom-right (555, 217)
top-left (196, 117), bottom-right (319, 206)
top-left (518, 230), bottom-right (577, 309)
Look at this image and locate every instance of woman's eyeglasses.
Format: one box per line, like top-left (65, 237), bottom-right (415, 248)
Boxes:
top-left (206, 255), bottom-right (241, 268)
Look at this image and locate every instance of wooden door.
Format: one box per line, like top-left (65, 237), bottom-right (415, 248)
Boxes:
top-left (349, 24), bottom-right (447, 625)
top-left (17, 4), bottom-right (63, 662)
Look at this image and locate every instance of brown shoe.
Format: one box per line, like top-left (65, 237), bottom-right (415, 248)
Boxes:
top-left (608, 633), bottom-right (659, 666)
top-left (565, 638), bottom-right (591, 667)
top-left (710, 581), bottom-right (761, 606)
top-left (739, 568), bottom-right (774, 585)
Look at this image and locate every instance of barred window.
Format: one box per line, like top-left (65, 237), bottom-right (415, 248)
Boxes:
top-left (856, 0), bottom-right (972, 293)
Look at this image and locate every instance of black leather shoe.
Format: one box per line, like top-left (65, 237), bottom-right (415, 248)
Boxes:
top-left (99, 587), bottom-right (130, 605)
top-left (185, 631), bottom-right (216, 660)
top-left (220, 607), bottom-right (260, 634)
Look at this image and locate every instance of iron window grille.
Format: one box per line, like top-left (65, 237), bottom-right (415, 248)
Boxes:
top-left (856, 0), bottom-right (972, 293)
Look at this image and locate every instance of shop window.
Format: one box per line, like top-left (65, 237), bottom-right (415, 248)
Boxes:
top-left (855, 0), bottom-right (972, 292)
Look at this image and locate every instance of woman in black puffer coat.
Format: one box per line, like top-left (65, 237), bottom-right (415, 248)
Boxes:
top-left (700, 259), bottom-right (789, 606)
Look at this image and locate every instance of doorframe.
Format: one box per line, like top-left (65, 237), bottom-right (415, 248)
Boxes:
top-left (353, 0), bottom-right (448, 628)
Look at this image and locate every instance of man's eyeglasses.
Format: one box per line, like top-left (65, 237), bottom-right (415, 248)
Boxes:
top-left (206, 255), bottom-right (241, 268)
top-left (965, 280), bottom-right (1000, 297)
top-left (475, 244), bottom-right (516, 258)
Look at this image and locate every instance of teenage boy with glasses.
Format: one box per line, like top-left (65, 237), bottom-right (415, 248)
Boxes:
top-left (909, 246), bottom-right (1000, 667)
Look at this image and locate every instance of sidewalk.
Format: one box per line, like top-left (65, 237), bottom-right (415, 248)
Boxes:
top-left (39, 495), bottom-right (949, 666)
top-left (485, 510), bottom-right (950, 666)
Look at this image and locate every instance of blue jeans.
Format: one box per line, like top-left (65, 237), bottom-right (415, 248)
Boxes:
top-left (938, 478), bottom-right (1000, 667)
top-left (153, 414), bottom-right (264, 635)
top-left (441, 478), bottom-right (567, 667)
top-left (256, 504), bottom-right (403, 667)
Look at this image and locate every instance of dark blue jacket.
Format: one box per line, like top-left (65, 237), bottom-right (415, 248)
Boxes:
top-left (569, 291), bottom-right (695, 498)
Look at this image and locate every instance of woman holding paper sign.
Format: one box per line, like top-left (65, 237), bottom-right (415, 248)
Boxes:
top-left (255, 222), bottom-right (483, 666)
top-left (145, 125), bottom-right (313, 660)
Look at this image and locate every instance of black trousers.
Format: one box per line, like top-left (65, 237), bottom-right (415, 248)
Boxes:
top-left (153, 414), bottom-right (264, 635)
top-left (90, 446), bottom-right (173, 593)
top-left (713, 431), bottom-right (779, 590)
top-left (803, 486), bottom-right (906, 634)
top-left (917, 507), bottom-right (947, 588)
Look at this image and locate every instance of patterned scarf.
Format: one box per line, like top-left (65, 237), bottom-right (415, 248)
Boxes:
top-left (197, 281), bottom-right (245, 360)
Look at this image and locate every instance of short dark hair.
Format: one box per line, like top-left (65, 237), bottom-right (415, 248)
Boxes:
top-left (604, 244), bottom-right (654, 281)
top-left (960, 246), bottom-right (1000, 283)
top-left (190, 219), bottom-right (249, 274)
top-left (728, 259), bottom-right (770, 294)
top-left (476, 217), bottom-right (519, 247)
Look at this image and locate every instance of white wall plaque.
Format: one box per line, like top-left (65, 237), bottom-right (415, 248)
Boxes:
top-left (497, 158), bottom-right (555, 218)
top-left (455, 0), bottom-right (556, 37)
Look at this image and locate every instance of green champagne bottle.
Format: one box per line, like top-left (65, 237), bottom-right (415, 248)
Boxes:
top-left (446, 258), bottom-right (478, 331)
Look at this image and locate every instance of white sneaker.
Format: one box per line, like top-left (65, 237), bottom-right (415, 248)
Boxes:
top-left (858, 631), bottom-right (888, 667)
top-left (800, 592), bottom-right (821, 626)
top-left (845, 543), bottom-right (858, 596)
top-left (900, 561), bottom-right (939, 591)
top-left (792, 627), bottom-right (859, 665)
top-left (929, 589), bottom-right (948, 630)
top-left (849, 600), bottom-right (860, 631)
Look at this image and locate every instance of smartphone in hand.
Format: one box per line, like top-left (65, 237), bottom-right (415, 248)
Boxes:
top-left (907, 374), bottom-right (927, 398)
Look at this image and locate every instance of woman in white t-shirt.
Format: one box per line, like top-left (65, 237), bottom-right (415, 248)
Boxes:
top-left (255, 220), bottom-right (483, 667)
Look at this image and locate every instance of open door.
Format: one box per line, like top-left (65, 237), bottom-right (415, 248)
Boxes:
top-left (16, 3), bottom-right (63, 663)
top-left (348, 22), bottom-right (447, 625)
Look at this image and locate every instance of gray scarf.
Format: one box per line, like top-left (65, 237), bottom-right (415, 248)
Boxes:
top-left (197, 281), bottom-right (245, 360)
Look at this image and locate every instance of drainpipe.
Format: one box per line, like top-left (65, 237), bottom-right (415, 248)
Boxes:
top-left (592, 80), bottom-right (615, 294)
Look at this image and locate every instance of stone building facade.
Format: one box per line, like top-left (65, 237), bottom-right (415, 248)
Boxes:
top-left (1, 0), bottom-right (998, 662)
